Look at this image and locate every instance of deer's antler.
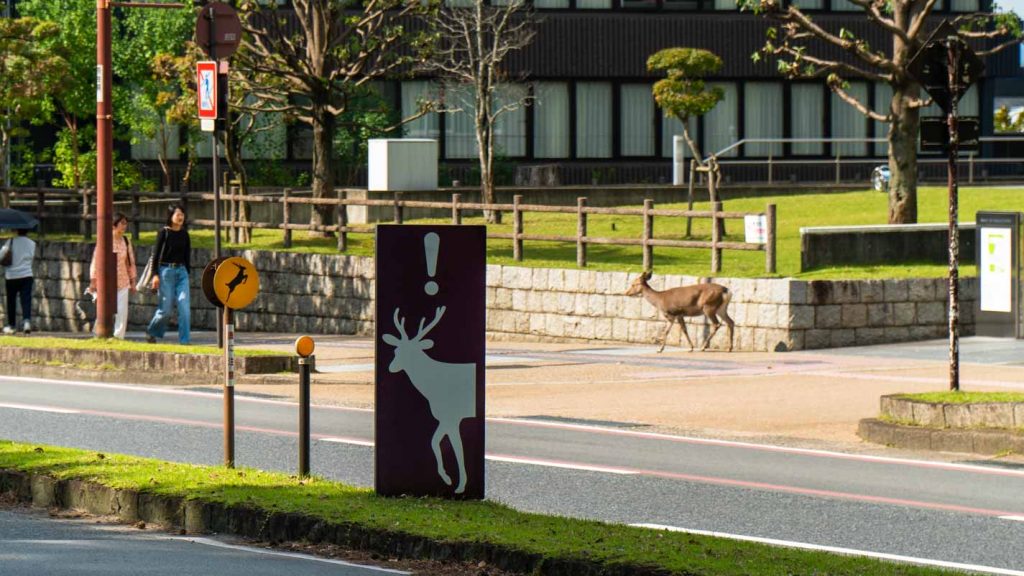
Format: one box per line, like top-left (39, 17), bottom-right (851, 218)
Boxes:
top-left (414, 306), bottom-right (447, 341)
top-left (392, 308), bottom-right (408, 340)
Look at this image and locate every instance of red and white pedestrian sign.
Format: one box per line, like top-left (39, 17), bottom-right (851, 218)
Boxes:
top-left (197, 61), bottom-right (217, 120)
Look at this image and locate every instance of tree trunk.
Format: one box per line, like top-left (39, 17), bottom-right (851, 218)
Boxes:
top-left (477, 100), bottom-right (498, 224)
top-left (223, 128), bottom-right (251, 244)
top-left (887, 83), bottom-right (919, 224)
top-left (310, 107), bottom-right (336, 236)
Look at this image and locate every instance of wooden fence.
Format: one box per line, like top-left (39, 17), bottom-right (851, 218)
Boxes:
top-left (1, 187), bottom-right (777, 273)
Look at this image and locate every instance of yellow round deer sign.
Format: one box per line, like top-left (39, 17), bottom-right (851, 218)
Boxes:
top-left (213, 257), bottom-right (260, 310)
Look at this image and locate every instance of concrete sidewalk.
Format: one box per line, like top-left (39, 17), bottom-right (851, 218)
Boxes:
top-left (203, 332), bottom-right (1024, 454)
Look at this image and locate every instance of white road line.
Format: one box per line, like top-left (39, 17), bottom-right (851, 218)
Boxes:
top-left (999, 515), bottom-right (1024, 522)
top-left (490, 417), bottom-right (1024, 478)
top-left (320, 437), bottom-right (375, 447)
top-left (485, 454), bottom-right (637, 475)
top-left (0, 402), bottom-right (80, 414)
top-left (629, 523), bottom-right (1024, 576)
top-left (169, 536), bottom-right (410, 574)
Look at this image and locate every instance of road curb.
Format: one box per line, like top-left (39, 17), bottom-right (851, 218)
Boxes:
top-left (857, 418), bottom-right (1024, 455)
top-left (0, 360), bottom-right (292, 387)
top-left (0, 469), bottom-right (671, 576)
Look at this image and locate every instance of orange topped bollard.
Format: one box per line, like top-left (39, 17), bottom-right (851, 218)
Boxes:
top-left (296, 335), bottom-right (315, 478)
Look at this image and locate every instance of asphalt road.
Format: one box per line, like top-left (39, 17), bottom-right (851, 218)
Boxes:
top-left (0, 507), bottom-right (407, 576)
top-left (2, 375), bottom-right (1024, 574)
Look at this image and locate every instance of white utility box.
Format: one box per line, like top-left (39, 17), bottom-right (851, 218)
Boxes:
top-left (367, 139), bottom-right (438, 191)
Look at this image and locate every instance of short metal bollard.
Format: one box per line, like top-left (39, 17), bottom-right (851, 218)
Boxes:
top-left (295, 336), bottom-right (315, 478)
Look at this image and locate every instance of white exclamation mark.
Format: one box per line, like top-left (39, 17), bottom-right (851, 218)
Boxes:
top-left (424, 232), bottom-right (440, 296)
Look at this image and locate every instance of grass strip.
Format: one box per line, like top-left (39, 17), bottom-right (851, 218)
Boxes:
top-left (0, 336), bottom-right (279, 357)
top-left (897, 391), bottom-right (1024, 404)
top-left (0, 440), bottom-right (954, 575)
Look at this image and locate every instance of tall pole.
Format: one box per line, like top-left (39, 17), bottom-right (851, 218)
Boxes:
top-left (95, 0), bottom-right (115, 338)
top-left (947, 37), bottom-right (961, 392)
top-left (207, 4), bottom-right (225, 349)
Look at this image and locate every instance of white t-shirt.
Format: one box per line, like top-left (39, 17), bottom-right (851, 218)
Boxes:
top-left (0, 236), bottom-right (36, 280)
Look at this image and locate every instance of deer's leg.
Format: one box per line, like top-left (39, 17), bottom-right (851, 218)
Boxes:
top-left (447, 425), bottom-right (468, 494)
top-left (657, 315), bottom-right (676, 353)
top-left (431, 426), bottom-right (453, 486)
top-left (699, 309), bottom-right (722, 352)
top-left (720, 309), bottom-right (735, 352)
top-left (678, 317), bottom-right (696, 352)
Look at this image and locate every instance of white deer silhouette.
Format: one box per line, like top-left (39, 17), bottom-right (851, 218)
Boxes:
top-left (382, 306), bottom-right (477, 494)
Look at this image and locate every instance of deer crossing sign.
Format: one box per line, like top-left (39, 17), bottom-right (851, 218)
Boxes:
top-left (375, 225), bottom-right (486, 499)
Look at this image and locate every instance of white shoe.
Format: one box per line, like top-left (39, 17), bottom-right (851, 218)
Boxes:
top-left (1, 326), bottom-right (14, 335)
top-left (22, 320), bottom-right (31, 334)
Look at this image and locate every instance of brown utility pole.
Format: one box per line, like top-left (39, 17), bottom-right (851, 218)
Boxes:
top-left (94, 1), bottom-right (185, 338)
top-left (946, 37), bottom-right (961, 392)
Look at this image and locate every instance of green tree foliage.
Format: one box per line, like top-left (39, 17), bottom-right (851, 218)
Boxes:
top-left (647, 47), bottom-right (724, 160)
top-left (0, 17), bottom-right (67, 189)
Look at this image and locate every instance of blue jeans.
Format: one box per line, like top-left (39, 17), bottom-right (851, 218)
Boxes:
top-left (147, 266), bottom-right (190, 344)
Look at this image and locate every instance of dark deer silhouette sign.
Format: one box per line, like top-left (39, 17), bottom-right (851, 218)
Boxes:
top-left (223, 262), bottom-right (249, 306)
top-left (382, 306), bottom-right (476, 494)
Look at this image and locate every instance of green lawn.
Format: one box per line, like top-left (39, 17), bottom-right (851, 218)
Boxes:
top-left (0, 440), bottom-right (957, 575)
top-left (38, 186), bottom-right (1023, 279)
top-left (899, 391), bottom-right (1024, 404)
top-left (0, 336), bottom-right (279, 356)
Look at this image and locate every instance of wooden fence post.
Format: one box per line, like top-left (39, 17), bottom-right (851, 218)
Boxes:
top-left (222, 171), bottom-right (231, 244)
top-left (130, 189), bottom-right (140, 241)
top-left (766, 203), bottom-right (777, 275)
top-left (451, 193), bottom-right (462, 225)
top-left (82, 189), bottom-right (93, 241)
top-left (337, 189), bottom-right (348, 252)
top-left (282, 188), bottom-right (292, 248)
top-left (577, 197), bottom-right (587, 268)
top-left (711, 200), bottom-right (722, 273)
top-left (36, 191), bottom-right (45, 239)
top-left (393, 191), bottom-right (403, 224)
top-left (642, 199), bottom-right (653, 271)
top-left (513, 194), bottom-right (523, 262)
top-left (0, 188), bottom-right (9, 208)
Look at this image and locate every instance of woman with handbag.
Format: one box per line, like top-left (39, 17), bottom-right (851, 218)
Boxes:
top-left (145, 204), bottom-right (192, 345)
top-left (88, 213), bottom-right (137, 339)
top-left (0, 228), bottom-right (37, 335)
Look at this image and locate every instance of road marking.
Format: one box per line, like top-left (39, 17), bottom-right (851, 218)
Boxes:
top-left (0, 402), bottom-right (79, 414)
top-left (1000, 515), bottom-right (1024, 522)
top-left (170, 536), bottom-right (410, 574)
top-left (491, 417), bottom-right (1024, 478)
top-left (320, 437), bottom-right (375, 447)
top-left (486, 454), bottom-right (637, 475)
top-left (629, 523), bottom-right (1024, 576)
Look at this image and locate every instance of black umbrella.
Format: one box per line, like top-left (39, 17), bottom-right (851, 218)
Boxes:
top-left (0, 209), bottom-right (39, 230)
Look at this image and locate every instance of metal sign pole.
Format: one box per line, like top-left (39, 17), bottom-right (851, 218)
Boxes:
top-left (224, 306), bottom-right (234, 467)
top-left (947, 37), bottom-right (961, 392)
top-left (299, 356), bottom-right (311, 478)
top-left (207, 4), bottom-right (224, 350)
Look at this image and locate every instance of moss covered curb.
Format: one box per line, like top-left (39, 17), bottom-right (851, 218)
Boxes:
top-left (858, 418), bottom-right (1024, 455)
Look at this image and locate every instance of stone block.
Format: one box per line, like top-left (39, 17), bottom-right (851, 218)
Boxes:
top-left (860, 280), bottom-right (885, 303)
top-left (815, 305), bottom-right (842, 329)
top-left (908, 279), bottom-right (936, 301)
top-left (578, 271), bottom-right (598, 294)
top-left (972, 430), bottom-right (1014, 455)
top-left (841, 304), bottom-right (868, 328)
top-left (867, 303), bottom-right (893, 327)
top-left (557, 293), bottom-right (575, 315)
top-left (493, 288), bottom-right (513, 310)
top-left (788, 281), bottom-right (808, 306)
top-left (511, 290), bottom-right (527, 311)
top-left (854, 327), bottom-right (886, 346)
top-left (770, 280), bottom-right (790, 304)
top-left (531, 268), bottom-right (549, 290)
top-left (573, 294), bottom-right (590, 316)
top-left (785, 305), bottom-right (815, 330)
top-left (857, 419), bottom-right (894, 446)
top-left (611, 318), bottom-right (630, 341)
top-left (594, 271), bottom-right (611, 295)
top-left (562, 269), bottom-right (581, 292)
top-left (931, 429), bottom-right (975, 454)
top-left (587, 295), bottom-right (606, 317)
top-left (527, 291), bottom-right (545, 313)
top-left (753, 328), bottom-right (767, 351)
top-left (883, 279), bottom-right (909, 302)
top-left (529, 313), bottom-right (546, 335)
top-left (757, 304), bottom-right (779, 329)
top-left (971, 403), bottom-right (1014, 429)
top-left (944, 404), bottom-right (972, 428)
top-left (830, 329), bottom-right (856, 348)
top-left (916, 302), bottom-right (946, 325)
top-left (804, 329), bottom-right (832, 349)
top-left (486, 265), bottom-right (502, 287)
top-left (893, 302), bottom-right (916, 326)
top-left (911, 402), bottom-right (945, 427)
top-left (594, 318), bottom-right (613, 340)
top-left (1015, 404), bottom-right (1024, 428)
top-left (883, 326), bottom-right (911, 343)
top-left (891, 426), bottom-right (933, 451)
top-left (544, 314), bottom-right (563, 338)
top-left (833, 281), bottom-right (863, 304)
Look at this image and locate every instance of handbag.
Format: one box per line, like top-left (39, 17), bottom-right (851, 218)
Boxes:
top-left (135, 258), bottom-right (154, 292)
top-left (0, 240), bottom-right (12, 267)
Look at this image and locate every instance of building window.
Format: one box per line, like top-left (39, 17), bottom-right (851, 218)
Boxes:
top-left (713, 0), bottom-right (737, 8)
top-left (663, 0), bottom-right (700, 9)
top-left (534, 82), bottom-right (570, 159)
top-left (443, 84), bottom-right (477, 159)
top-left (576, 81), bottom-right (612, 158)
top-left (830, 0), bottom-right (861, 10)
top-left (533, 0), bottom-right (570, 6)
top-left (791, 83), bottom-right (823, 155)
top-left (621, 84), bottom-right (654, 156)
top-left (494, 84), bottom-right (527, 157)
top-left (131, 125), bottom-right (180, 162)
top-left (703, 82), bottom-right (737, 158)
top-left (576, 0), bottom-right (612, 8)
top-left (744, 82), bottom-right (783, 157)
top-left (661, 114), bottom-right (697, 159)
top-left (401, 80), bottom-right (440, 140)
top-left (620, 0), bottom-right (657, 8)
top-left (790, 0), bottom-right (823, 8)
top-left (831, 81), bottom-right (869, 156)
top-left (950, 0), bottom-right (979, 11)
top-left (874, 82), bottom-right (892, 157)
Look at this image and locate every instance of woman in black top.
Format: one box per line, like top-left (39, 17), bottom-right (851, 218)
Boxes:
top-left (145, 204), bottom-right (192, 344)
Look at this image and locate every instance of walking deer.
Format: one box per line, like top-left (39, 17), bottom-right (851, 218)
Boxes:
top-left (382, 306), bottom-right (476, 494)
top-left (625, 271), bottom-right (734, 353)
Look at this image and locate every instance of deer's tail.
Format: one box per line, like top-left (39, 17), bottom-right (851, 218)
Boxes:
top-left (719, 287), bottom-right (734, 324)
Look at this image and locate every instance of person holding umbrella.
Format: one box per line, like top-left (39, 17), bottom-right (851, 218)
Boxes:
top-left (0, 227), bottom-right (37, 334)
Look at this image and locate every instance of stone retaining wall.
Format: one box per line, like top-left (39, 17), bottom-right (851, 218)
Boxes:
top-left (880, 394), bottom-right (1024, 429)
top-left (13, 241), bottom-right (976, 352)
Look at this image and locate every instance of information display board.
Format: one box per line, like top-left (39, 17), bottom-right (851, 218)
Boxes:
top-left (976, 212), bottom-right (1022, 338)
